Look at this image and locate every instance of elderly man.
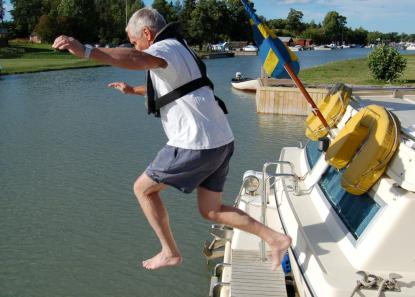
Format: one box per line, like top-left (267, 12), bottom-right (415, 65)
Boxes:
top-left (52, 7), bottom-right (291, 271)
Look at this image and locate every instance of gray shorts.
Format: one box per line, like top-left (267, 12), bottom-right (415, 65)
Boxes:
top-left (146, 142), bottom-right (234, 194)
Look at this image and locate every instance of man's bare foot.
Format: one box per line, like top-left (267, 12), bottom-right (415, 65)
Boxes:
top-left (268, 233), bottom-right (292, 271)
top-left (142, 251), bottom-right (182, 270)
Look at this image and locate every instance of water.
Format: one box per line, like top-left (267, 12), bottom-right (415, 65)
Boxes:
top-left (0, 49), bottom-right (373, 297)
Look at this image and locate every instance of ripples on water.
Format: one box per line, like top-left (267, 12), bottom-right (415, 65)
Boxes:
top-left (0, 50), bottom-right (374, 296)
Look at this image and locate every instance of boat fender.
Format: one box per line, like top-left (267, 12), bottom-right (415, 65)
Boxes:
top-left (305, 83), bottom-right (351, 141)
top-left (325, 105), bottom-right (400, 195)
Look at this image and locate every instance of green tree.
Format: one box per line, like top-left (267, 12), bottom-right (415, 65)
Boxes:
top-left (225, 0), bottom-right (251, 41)
top-left (188, 0), bottom-right (229, 46)
top-left (10, 0), bottom-right (44, 36)
top-left (152, 0), bottom-right (177, 23)
top-left (1, 0), bottom-right (5, 22)
top-left (268, 18), bottom-right (286, 31)
top-left (349, 27), bottom-right (368, 45)
top-left (55, 0), bottom-right (96, 42)
top-left (322, 11), bottom-right (347, 42)
top-left (286, 8), bottom-right (304, 36)
top-left (367, 31), bottom-right (383, 45)
top-left (178, 0), bottom-right (195, 41)
top-left (95, 0), bottom-right (126, 45)
top-left (299, 27), bottom-right (325, 44)
top-left (128, 0), bottom-right (145, 20)
top-left (368, 45), bottom-right (407, 82)
top-left (34, 14), bottom-right (57, 42)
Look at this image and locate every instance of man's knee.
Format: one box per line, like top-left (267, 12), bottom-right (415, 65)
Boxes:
top-left (133, 173), bottom-right (163, 198)
top-left (199, 206), bottom-right (221, 221)
top-left (133, 176), bottom-right (145, 198)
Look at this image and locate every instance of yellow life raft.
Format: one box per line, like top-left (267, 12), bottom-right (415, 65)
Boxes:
top-left (325, 104), bottom-right (400, 195)
top-left (305, 83), bottom-right (352, 141)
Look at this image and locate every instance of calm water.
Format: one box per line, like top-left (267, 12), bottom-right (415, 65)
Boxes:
top-left (0, 49), bottom-right (372, 297)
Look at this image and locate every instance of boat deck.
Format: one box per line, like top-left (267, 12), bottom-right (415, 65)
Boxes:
top-left (354, 93), bottom-right (415, 139)
top-left (231, 249), bottom-right (287, 297)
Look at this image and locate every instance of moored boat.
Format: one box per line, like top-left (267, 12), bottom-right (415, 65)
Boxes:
top-left (205, 85), bottom-right (415, 297)
top-left (231, 72), bottom-right (258, 92)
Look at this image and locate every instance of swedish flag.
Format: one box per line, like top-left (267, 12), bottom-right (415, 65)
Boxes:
top-left (241, 0), bottom-right (300, 78)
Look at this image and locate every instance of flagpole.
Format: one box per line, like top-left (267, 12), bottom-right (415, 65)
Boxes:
top-left (283, 63), bottom-right (334, 138)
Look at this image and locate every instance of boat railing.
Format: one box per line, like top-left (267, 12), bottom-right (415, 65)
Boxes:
top-left (261, 161), bottom-right (298, 261)
top-left (233, 181), bottom-right (249, 208)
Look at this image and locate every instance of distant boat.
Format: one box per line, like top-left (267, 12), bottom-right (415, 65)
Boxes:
top-left (231, 72), bottom-right (258, 92)
top-left (242, 45), bottom-right (258, 52)
top-left (289, 45), bottom-right (304, 52)
top-left (314, 45), bottom-right (333, 51)
top-left (406, 44), bottom-right (415, 50)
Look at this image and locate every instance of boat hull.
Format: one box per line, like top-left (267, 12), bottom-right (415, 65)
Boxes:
top-left (231, 78), bottom-right (258, 92)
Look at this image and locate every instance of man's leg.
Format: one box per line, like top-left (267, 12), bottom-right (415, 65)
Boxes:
top-left (197, 187), bottom-right (291, 271)
top-left (133, 172), bottom-right (182, 270)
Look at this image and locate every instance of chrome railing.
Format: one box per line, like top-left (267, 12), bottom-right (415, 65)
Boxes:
top-left (260, 161), bottom-right (298, 261)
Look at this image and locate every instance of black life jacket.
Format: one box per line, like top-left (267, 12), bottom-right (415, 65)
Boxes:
top-left (145, 22), bottom-right (228, 117)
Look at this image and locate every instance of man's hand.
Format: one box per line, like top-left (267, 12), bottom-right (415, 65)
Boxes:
top-left (52, 35), bottom-right (85, 58)
top-left (108, 82), bottom-right (134, 94)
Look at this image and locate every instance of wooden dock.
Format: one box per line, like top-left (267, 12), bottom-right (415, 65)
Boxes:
top-left (255, 78), bottom-right (328, 115)
top-left (231, 250), bottom-right (287, 297)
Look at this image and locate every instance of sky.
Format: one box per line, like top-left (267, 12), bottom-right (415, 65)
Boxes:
top-left (2, 0), bottom-right (414, 34)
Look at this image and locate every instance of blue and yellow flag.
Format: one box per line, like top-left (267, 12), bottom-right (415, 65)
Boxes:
top-left (241, 0), bottom-right (300, 78)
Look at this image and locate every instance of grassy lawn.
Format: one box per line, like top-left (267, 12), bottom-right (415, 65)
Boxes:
top-left (300, 54), bottom-right (415, 86)
top-left (0, 41), bottom-right (103, 74)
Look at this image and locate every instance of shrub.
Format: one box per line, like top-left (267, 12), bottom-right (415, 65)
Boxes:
top-left (367, 45), bottom-right (407, 82)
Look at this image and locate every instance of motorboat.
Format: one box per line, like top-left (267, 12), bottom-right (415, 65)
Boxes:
top-left (242, 45), bottom-right (259, 52)
top-left (231, 72), bottom-right (258, 92)
top-left (205, 84), bottom-right (415, 297)
top-left (406, 44), bottom-right (415, 51)
top-left (313, 45), bottom-right (333, 51)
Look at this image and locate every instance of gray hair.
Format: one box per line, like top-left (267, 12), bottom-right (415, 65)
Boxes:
top-left (126, 7), bottom-right (166, 37)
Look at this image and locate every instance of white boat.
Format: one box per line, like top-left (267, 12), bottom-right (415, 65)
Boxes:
top-left (206, 85), bottom-right (415, 297)
top-left (406, 44), bottom-right (415, 50)
top-left (289, 45), bottom-right (304, 52)
top-left (313, 45), bottom-right (333, 51)
top-left (231, 72), bottom-right (258, 92)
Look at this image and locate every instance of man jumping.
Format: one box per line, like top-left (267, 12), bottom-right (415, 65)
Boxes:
top-left (52, 7), bottom-right (291, 271)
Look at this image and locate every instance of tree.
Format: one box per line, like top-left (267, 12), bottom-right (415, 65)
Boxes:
top-left (152, 0), bottom-right (177, 23)
top-left (268, 18), bottom-right (286, 31)
top-left (129, 0), bottom-right (145, 21)
top-left (188, 0), bottom-right (229, 46)
top-left (34, 14), bottom-right (57, 42)
top-left (368, 45), bottom-right (407, 82)
top-left (225, 0), bottom-right (251, 42)
top-left (1, 0), bottom-right (5, 23)
top-left (55, 0), bottom-right (96, 42)
top-left (367, 31), bottom-right (383, 44)
top-left (322, 11), bottom-right (347, 42)
top-left (286, 8), bottom-right (304, 36)
top-left (179, 0), bottom-right (195, 41)
top-left (10, 0), bottom-right (44, 36)
top-left (299, 27), bottom-right (325, 44)
top-left (95, 0), bottom-right (127, 44)
top-left (349, 27), bottom-right (368, 45)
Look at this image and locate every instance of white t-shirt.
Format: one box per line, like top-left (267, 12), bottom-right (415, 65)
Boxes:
top-left (143, 39), bottom-right (234, 150)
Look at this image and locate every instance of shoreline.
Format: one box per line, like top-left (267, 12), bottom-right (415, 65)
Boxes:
top-left (1, 50), bottom-right (414, 87)
top-left (0, 63), bottom-right (108, 76)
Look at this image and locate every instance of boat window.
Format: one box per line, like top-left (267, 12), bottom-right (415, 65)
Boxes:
top-left (306, 141), bottom-right (381, 239)
top-left (305, 140), bottom-right (322, 168)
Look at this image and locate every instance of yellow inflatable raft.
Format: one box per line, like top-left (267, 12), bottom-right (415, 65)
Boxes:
top-left (305, 83), bottom-right (352, 141)
top-left (325, 104), bottom-right (400, 195)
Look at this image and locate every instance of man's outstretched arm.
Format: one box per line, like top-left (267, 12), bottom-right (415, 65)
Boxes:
top-left (52, 36), bottom-right (167, 70)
